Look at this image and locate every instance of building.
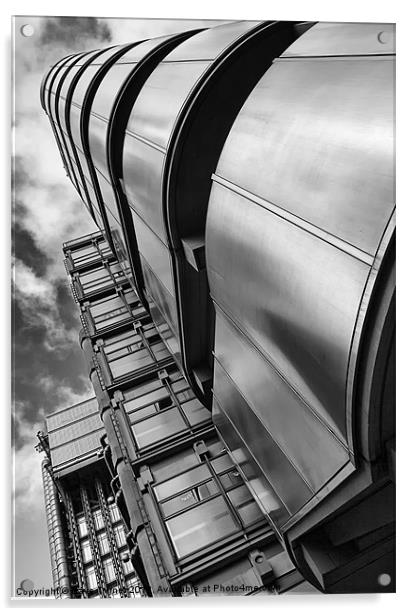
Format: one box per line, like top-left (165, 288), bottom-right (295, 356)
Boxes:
top-left (37, 397), bottom-right (142, 598)
top-left (38, 231), bottom-right (314, 597)
top-left (40, 20), bottom-right (395, 593)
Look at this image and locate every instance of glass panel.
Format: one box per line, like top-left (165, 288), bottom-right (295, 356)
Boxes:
top-left (166, 496), bottom-right (238, 558)
top-left (150, 448), bottom-right (199, 484)
top-left (173, 379), bottom-right (191, 395)
top-left (103, 558), bottom-right (116, 583)
top-left (132, 408), bottom-right (186, 448)
top-left (114, 525), bottom-right (126, 548)
top-left (77, 515), bottom-right (88, 538)
top-left (161, 479), bottom-right (219, 517)
top-left (109, 504), bottom-right (121, 523)
top-left (90, 293), bottom-right (121, 316)
top-left (121, 555), bottom-right (134, 574)
top-left (97, 532), bottom-right (110, 555)
top-left (228, 486), bottom-right (264, 526)
top-left (127, 403), bottom-right (158, 423)
top-left (154, 464), bottom-right (211, 501)
top-left (123, 385), bottom-right (168, 414)
top-left (211, 454), bottom-right (233, 474)
top-left (85, 566), bottom-right (97, 591)
top-left (152, 340), bottom-right (170, 361)
top-left (81, 539), bottom-right (92, 562)
top-left (218, 470), bottom-right (244, 491)
top-left (93, 509), bottom-right (104, 530)
top-left (110, 348), bottom-right (152, 379)
top-left (104, 330), bottom-right (138, 352)
top-left (181, 398), bottom-right (210, 426)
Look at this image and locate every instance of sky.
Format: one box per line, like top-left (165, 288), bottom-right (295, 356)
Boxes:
top-left (11, 14), bottom-right (227, 594)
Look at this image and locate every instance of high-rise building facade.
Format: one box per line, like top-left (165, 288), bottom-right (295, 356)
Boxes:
top-left (39, 231), bottom-right (314, 597)
top-left (37, 397), bottom-right (142, 598)
top-left (40, 20), bottom-right (395, 593)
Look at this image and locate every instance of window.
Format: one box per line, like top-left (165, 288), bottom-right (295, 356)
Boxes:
top-left (90, 292), bottom-right (136, 331)
top-left (151, 449), bottom-right (265, 560)
top-left (166, 496), bottom-right (238, 559)
top-left (156, 396), bottom-right (172, 411)
top-left (109, 504), bottom-right (121, 523)
top-left (228, 486), bottom-right (263, 526)
top-left (121, 552), bottom-right (134, 574)
top-left (77, 515), bottom-right (88, 538)
top-left (154, 465), bottom-right (211, 501)
top-left (103, 558), bottom-right (116, 583)
top-left (103, 330), bottom-right (154, 380)
top-left (132, 409), bottom-right (186, 449)
top-left (97, 532), bottom-right (110, 555)
top-left (85, 566), bottom-right (98, 591)
top-left (124, 378), bottom-right (209, 452)
top-left (123, 382), bottom-right (169, 414)
top-left (113, 524), bottom-right (126, 548)
top-left (79, 267), bottom-right (111, 294)
top-left (93, 509), bottom-right (104, 530)
top-left (161, 479), bottom-right (219, 517)
top-left (181, 398), bottom-right (210, 426)
top-left (81, 539), bottom-right (92, 563)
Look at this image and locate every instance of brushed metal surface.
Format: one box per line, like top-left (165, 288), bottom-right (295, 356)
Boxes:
top-left (206, 22), bottom-right (395, 526)
top-left (88, 35), bottom-right (178, 179)
top-left (56, 49), bottom-right (108, 222)
top-left (122, 21), bottom-right (295, 404)
top-left (212, 399), bottom-right (290, 528)
top-left (42, 56), bottom-right (76, 175)
top-left (281, 21), bottom-right (395, 57)
top-left (76, 43), bottom-right (144, 283)
top-left (48, 54), bottom-right (91, 204)
top-left (213, 310), bottom-right (350, 492)
top-left (164, 21), bottom-right (259, 61)
top-left (215, 57), bottom-right (394, 256)
top-left (207, 183), bottom-right (370, 442)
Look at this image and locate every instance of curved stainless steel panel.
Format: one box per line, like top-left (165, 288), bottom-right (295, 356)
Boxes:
top-left (122, 21), bottom-right (303, 405)
top-left (215, 56), bottom-right (394, 256)
top-left (48, 54), bottom-right (88, 199)
top-left (69, 43), bottom-right (140, 264)
top-left (88, 33), bottom-right (192, 300)
top-left (205, 22), bottom-right (395, 525)
top-left (42, 56), bottom-right (76, 176)
top-left (208, 182), bottom-right (369, 441)
top-left (57, 49), bottom-right (109, 224)
top-left (282, 21), bottom-right (395, 56)
top-left (90, 34), bottom-right (183, 178)
top-left (42, 55), bottom-right (72, 113)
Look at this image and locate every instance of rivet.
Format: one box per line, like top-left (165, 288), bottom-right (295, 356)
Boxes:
top-left (21, 24), bottom-right (34, 37)
top-left (378, 573), bottom-right (391, 586)
top-left (377, 31), bottom-right (390, 44)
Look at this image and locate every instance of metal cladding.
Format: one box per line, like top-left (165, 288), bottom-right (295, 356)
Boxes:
top-left (54, 231), bottom-right (306, 597)
top-left (41, 19), bottom-right (395, 593)
top-left (207, 20), bottom-right (395, 514)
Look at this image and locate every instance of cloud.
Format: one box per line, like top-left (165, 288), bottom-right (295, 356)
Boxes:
top-left (105, 17), bottom-right (229, 44)
top-left (39, 16), bottom-right (111, 49)
top-left (12, 407), bottom-right (45, 516)
top-left (11, 14), bottom-right (227, 589)
top-left (13, 258), bottom-right (78, 352)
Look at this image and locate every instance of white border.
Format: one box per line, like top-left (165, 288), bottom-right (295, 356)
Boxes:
top-left (3, 1), bottom-right (410, 614)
